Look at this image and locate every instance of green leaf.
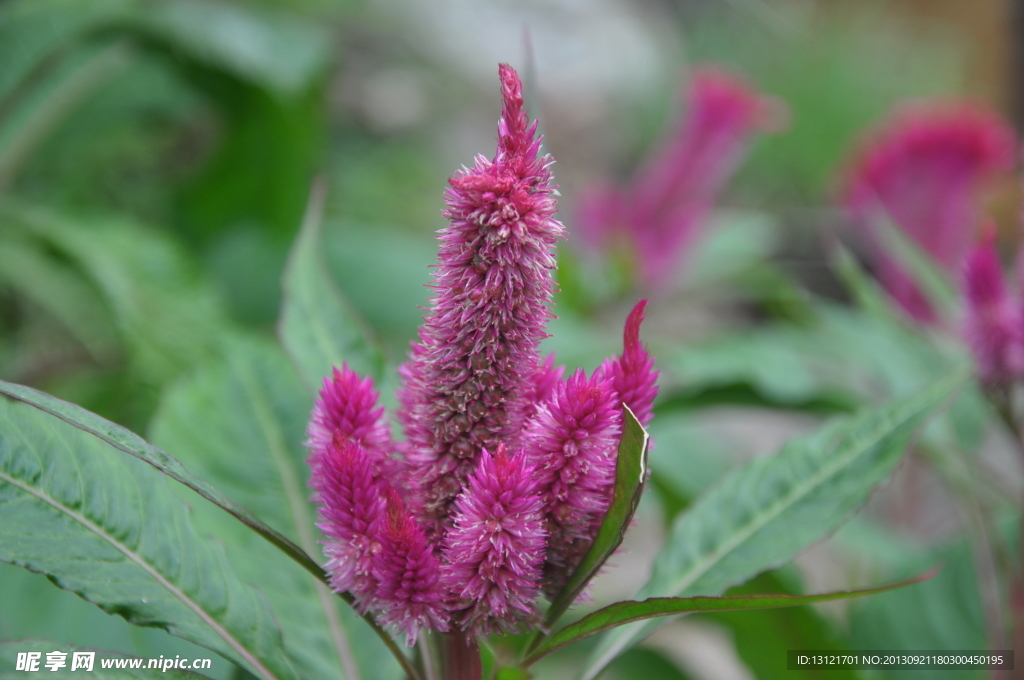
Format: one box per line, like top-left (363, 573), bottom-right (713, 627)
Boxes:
top-left (579, 369), bottom-right (965, 680)
top-left (0, 378), bottom-right (323, 584)
top-left (0, 396), bottom-right (298, 680)
top-left (126, 0), bottom-right (329, 96)
top-left (0, 640), bottom-right (214, 679)
top-left (150, 336), bottom-right (405, 680)
top-left (278, 181), bottom-right (387, 393)
top-left (542, 407), bottom-right (650, 630)
top-left (704, 569), bottom-right (862, 680)
top-left (526, 569), bottom-right (937, 665)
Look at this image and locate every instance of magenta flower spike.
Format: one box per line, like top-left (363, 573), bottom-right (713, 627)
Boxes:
top-left (307, 64), bottom-right (659, 649)
top-left (442, 444), bottom-right (546, 636)
top-left (525, 368), bottom-right (622, 595)
top-left (396, 63), bottom-right (565, 538)
top-left (372, 488), bottom-right (449, 645)
top-left (843, 103), bottom-right (1015, 322)
top-left (307, 364), bottom-right (391, 464)
top-left (597, 300), bottom-right (659, 429)
top-left (962, 232), bottom-right (1024, 384)
top-left (577, 67), bottom-right (781, 290)
top-left (310, 434), bottom-right (387, 608)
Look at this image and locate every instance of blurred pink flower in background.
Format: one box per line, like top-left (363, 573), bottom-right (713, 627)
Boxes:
top-left (961, 228), bottom-right (1024, 385)
top-left (843, 103), bottom-right (1016, 322)
top-left (576, 67), bottom-right (784, 291)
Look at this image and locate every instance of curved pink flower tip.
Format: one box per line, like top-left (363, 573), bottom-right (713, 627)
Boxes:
top-left (962, 232), bottom-right (1024, 383)
top-left (600, 300), bottom-right (659, 427)
top-left (372, 488), bottom-right (449, 645)
top-left (397, 63), bottom-right (564, 538)
top-left (307, 364), bottom-right (391, 464)
top-left (443, 444), bottom-right (546, 635)
top-left (526, 368), bottom-right (621, 595)
top-left (312, 435), bottom-right (386, 608)
top-left (843, 102), bottom-right (1016, 321)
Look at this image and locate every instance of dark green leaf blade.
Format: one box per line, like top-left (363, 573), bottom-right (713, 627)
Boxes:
top-left (278, 181), bottom-right (387, 392)
top-left (543, 407), bottom-right (649, 629)
top-left (0, 378), bottom-right (324, 583)
top-left (150, 336), bottom-right (403, 680)
top-left (526, 569), bottom-right (937, 665)
top-left (0, 396), bottom-right (298, 680)
top-left (580, 369), bottom-right (966, 680)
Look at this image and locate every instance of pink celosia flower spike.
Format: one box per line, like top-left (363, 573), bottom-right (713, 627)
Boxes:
top-left (396, 63), bottom-right (565, 538)
top-left (844, 103), bottom-right (1016, 322)
top-left (307, 364), bottom-right (391, 463)
top-left (442, 444), bottom-right (546, 636)
top-left (599, 300), bottom-right (659, 428)
top-left (310, 434), bottom-right (387, 609)
top-left (962, 231), bottom-right (1024, 384)
top-left (525, 368), bottom-right (622, 596)
top-left (372, 488), bottom-right (449, 645)
top-left (577, 67), bottom-right (781, 290)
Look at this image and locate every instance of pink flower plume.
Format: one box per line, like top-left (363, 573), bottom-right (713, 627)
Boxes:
top-left (525, 368), bottom-right (622, 596)
top-left (372, 488), bottom-right (449, 645)
top-left (443, 444), bottom-right (546, 636)
top-left (396, 63), bottom-right (565, 539)
top-left (307, 364), bottom-right (391, 464)
top-left (310, 434), bottom-right (387, 609)
top-left (577, 67), bottom-right (781, 290)
top-left (844, 102), bottom-right (1015, 321)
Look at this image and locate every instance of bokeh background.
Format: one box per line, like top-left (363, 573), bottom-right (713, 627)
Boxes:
top-left (1, 0), bottom-right (1022, 679)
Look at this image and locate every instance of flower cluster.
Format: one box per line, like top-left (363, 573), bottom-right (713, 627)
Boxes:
top-left (306, 64), bottom-right (658, 644)
top-left (842, 103), bottom-right (1016, 322)
top-left (577, 67), bottom-right (783, 291)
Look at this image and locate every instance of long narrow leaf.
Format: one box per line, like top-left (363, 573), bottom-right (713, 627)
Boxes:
top-left (150, 336), bottom-right (408, 680)
top-left (0, 397), bottom-right (298, 680)
top-left (0, 378), bottom-right (325, 583)
top-left (526, 568), bottom-right (938, 664)
top-left (579, 369), bottom-right (965, 680)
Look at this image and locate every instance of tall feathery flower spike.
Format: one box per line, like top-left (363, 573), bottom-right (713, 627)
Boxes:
top-left (396, 63), bottom-right (564, 540)
top-left (576, 67), bottom-right (782, 291)
top-left (843, 103), bottom-right (1015, 322)
top-left (307, 64), bottom-right (659, 645)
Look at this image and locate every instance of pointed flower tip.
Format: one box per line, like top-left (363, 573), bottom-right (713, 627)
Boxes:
top-left (624, 299), bottom-right (648, 350)
top-left (497, 63), bottom-right (537, 161)
top-left (690, 67), bottom-right (787, 135)
top-left (307, 363), bottom-right (391, 461)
